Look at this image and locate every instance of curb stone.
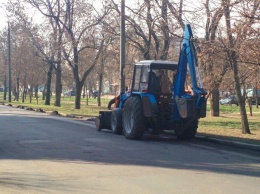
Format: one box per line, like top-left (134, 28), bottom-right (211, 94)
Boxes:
top-left (196, 135), bottom-right (260, 152)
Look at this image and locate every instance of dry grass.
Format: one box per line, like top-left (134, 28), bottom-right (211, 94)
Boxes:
top-left (198, 110), bottom-right (260, 145)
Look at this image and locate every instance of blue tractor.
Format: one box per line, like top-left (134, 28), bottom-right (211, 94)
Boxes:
top-left (95, 24), bottom-right (207, 140)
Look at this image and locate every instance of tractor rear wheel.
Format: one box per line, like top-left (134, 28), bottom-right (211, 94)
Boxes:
top-left (176, 119), bottom-right (198, 140)
top-left (111, 108), bottom-right (123, 134)
top-left (123, 97), bottom-right (146, 140)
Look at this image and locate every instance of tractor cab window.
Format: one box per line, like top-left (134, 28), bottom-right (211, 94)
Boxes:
top-left (149, 69), bottom-right (176, 94)
top-left (133, 65), bottom-right (149, 92)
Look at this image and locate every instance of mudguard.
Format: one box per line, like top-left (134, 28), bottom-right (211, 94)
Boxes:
top-left (131, 92), bottom-right (157, 117)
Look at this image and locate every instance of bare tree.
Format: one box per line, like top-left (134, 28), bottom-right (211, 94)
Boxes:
top-left (221, 0), bottom-right (259, 134)
top-left (111, 0), bottom-right (178, 61)
top-left (25, 0), bottom-right (109, 109)
top-left (60, 0), bottom-right (108, 109)
top-left (7, 1), bottom-right (62, 105)
top-left (20, 0), bottom-right (65, 106)
top-left (201, 0), bottom-right (225, 117)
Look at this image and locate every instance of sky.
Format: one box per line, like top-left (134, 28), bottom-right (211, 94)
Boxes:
top-left (0, 0), bottom-right (110, 31)
top-left (0, 0), bottom-right (43, 31)
top-left (0, 0), bottom-right (8, 30)
top-left (0, 0), bottom-right (207, 36)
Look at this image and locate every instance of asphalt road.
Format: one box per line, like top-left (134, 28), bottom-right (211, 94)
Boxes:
top-left (0, 105), bottom-right (260, 194)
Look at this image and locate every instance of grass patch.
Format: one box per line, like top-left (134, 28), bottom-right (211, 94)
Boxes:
top-left (0, 94), bottom-right (113, 117)
top-left (198, 107), bottom-right (260, 144)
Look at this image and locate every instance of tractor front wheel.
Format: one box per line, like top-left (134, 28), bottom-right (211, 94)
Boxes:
top-left (123, 97), bottom-right (146, 140)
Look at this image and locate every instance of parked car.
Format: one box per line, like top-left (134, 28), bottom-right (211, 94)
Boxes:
top-left (220, 95), bottom-right (238, 105)
top-left (247, 97), bottom-right (260, 105)
top-left (64, 90), bottom-right (75, 96)
top-left (92, 90), bottom-right (99, 98)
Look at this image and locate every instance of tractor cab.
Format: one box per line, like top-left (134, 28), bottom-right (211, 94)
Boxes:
top-left (131, 60), bottom-right (178, 106)
top-left (132, 60), bottom-right (178, 95)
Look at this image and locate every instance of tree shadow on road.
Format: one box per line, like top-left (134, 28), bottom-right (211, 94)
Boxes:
top-left (0, 114), bottom-right (260, 179)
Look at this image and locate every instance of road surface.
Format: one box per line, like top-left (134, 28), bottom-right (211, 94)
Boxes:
top-left (0, 105), bottom-right (260, 193)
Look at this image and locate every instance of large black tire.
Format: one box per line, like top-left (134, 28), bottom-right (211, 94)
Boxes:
top-left (123, 97), bottom-right (147, 140)
top-left (175, 119), bottom-right (198, 140)
top-left (111, 108), bottom-right (123, 134)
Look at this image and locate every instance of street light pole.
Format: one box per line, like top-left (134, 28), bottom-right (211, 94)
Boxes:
top-left (120, 0), bottom-right (125, 93)
top-left (98, 35), bottom-right (104, 107)
top-left (8, 22), bottom-right (11, 102)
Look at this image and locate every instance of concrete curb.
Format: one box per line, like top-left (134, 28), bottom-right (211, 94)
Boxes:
top-left (196, 135), bottom-right (260, 152)
top-left (1, 103), bottom-right (86, 119)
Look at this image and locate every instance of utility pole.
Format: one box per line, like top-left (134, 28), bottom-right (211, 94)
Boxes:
top-left (8, 22), bottom-right (11, 102)
top-left (4, 75), bottom-right (7, 100)
top-left (120, 0), bottom-right (125, 93)
top-left (98, 39), bottom-right (104, 107)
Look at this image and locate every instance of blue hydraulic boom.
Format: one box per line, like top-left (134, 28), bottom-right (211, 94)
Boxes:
top-left (173, 24), bottom-right (207, 119)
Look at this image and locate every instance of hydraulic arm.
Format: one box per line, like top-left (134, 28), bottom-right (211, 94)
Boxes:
top-left (173, 24), bottom-right (207, 118)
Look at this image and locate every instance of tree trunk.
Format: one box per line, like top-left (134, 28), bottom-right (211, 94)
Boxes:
top-left (86, 82), bottom-right (89, 105)
top-left (34, 85), bottom-right (39, 105)
top-left (98, 49), bottom-right (104, 106)
top-left (239, 98), bottom-right (250, 133)
top-left (233, 60), bottom-right (250, 134)
top-left (54, 62), bottom-right (62, 107)
top-left (74, 78), bottom-right (83, 109)
top-left (12, 87), bottom-right (17, 101)
top-left (29, 87), bottom-right (33, 103)
top-left (24, 86), bottom-right (28, 99)
top-left (42, 84), bottom-right (46, 101)
top-left (22, 87), bottom-right (25, 103)
top-left (160, 0), bottom-right (170, 60)
top-left (16, 77), bottom-right (19, 101)
top-left (82, 84), bottom-right (86, 98)
top-left (22, 76), bottom-right (26, 103)
top-left (45, 64), bottom-right (54, 105)
top-left (203, 1), bottom-right (224, 117)
top-left (73, 46), bottom-right (83, 109)
top-left (98, 73), bottom-right (103, 106)
top-left (35, 84), bottom-right (38, 99)
top-left (210, 88), bottom-right (220, 116)
top-left (248, 98), bottom-right (253, 116)
top-left (255, 86), bottom-right (259, 109)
